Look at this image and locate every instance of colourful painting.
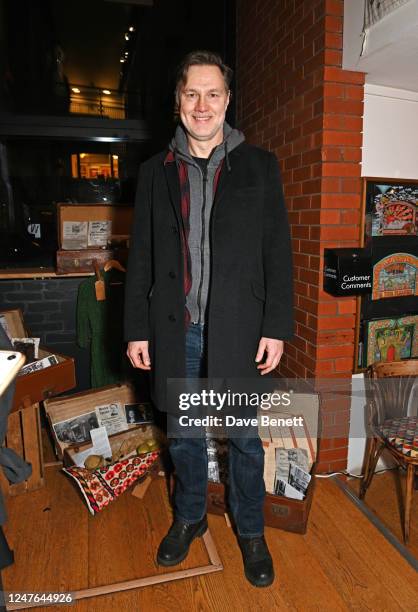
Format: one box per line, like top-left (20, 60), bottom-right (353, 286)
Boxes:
top-left (372, 253), bottom-right (417, 300)
top-left (366, 315), bottom-right (418, 367)
top-left (366, 181), bottom-right (418, 238)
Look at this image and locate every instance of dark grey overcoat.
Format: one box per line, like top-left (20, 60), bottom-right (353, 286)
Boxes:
top-left (124, 141), bottom-right (294, 413)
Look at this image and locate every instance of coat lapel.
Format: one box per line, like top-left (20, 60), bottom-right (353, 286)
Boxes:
top-left (163, 160), bottom-right (182, 226)
top-left (214, 147), bottom-right (241, 206)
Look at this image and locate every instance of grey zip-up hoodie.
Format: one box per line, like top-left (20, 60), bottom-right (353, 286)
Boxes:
top-left (170, 122), bottom-right (245, 324)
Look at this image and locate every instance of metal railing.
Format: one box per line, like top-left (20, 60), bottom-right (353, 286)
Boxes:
top-left (68, 83), bottom-right (141, 120)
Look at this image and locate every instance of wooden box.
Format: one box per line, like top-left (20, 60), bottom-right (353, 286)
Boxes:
top-left (0, 309), bottom-right (76, 412)
top-left (1, 399), bottom-right (45, 496)
top-left (207, 465), bottom-right (317, 534)
top-left (44, 383), bottom-right (159, 461)
top-left (57, 203), bottom-right (134, 250)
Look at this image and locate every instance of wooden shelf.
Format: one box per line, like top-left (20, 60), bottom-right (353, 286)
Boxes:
top-left (0, 268), bottom-right (94, 279)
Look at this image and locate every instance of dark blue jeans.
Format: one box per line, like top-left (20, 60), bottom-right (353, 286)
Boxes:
top-left (168, 323), bottom-right (265, 537)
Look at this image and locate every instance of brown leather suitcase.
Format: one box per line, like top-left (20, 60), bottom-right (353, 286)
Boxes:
top-left (0, 309), bottom-right (76, 412)
top-left (207, 464), bottom-right (317, 534)
top-left (56, 248), bottom-right (117, 274)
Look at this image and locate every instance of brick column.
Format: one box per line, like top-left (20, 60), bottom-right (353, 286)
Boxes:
top-left (236, 0), bottom-right (364, 472)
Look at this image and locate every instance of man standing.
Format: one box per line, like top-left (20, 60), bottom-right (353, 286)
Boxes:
top-left (125, 51), bottom-right (293, 587)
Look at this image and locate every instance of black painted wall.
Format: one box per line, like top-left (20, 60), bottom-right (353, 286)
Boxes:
top-left (0, 277), bottom-right (90, 393)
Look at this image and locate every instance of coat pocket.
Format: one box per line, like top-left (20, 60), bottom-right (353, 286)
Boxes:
top-left (251, 281), bottom-right (266, 302)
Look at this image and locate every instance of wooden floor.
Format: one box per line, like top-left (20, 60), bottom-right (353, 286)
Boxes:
top-left (346, 469), bottom-right (418, 558)
top-left (2, 436), bottom-right (418, 612)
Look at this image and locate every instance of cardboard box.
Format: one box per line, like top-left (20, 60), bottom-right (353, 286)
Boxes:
top-left (0, 309), bottom-right (76, 412)
top-left (44, 383), bottom-right (160, 461)
top-left (57, 203), bottom-right (134, 250)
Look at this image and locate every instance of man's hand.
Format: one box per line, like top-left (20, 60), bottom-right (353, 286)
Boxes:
top-left (255, 338), bottom-right (284, 375)
top-left (127, 341), bottom-right (151, 370)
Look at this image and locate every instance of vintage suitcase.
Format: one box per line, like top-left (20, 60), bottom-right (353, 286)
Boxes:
top-left (0, 309), bottom-right (76, 412)
top-left (206, 392), bottom-right (320, 534)
top-left (56, 248), bottom-right (117, 274)
top-left (44, 383), bottom-right (159, 460)
top-left (56, 203), bottom-right (132, 274)
top-left (207, 466), bottom-right (317, 534)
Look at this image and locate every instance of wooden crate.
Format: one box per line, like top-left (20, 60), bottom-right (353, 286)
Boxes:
top-left (44, 383), bottom-right (157, 460)
top-left (207, 464), bottom-right (317, 534)
top-left (1, 399), bottom-right (45, 496)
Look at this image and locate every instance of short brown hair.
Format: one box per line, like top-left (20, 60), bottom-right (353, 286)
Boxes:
top-left (174, 50), bottom-right (233, 113)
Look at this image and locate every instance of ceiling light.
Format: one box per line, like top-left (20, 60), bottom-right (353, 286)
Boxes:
top-left (112, 155), bottom-right (119, 160)
top-left (124, 51), bottom-right (129, 56)
top-left (120, 58), bottom-right (125, 63)
top-left (125, 33), bottom-right (130, 41)
top-left (102, 89), bottom-right (111, 95)
top-left (72, 87), bottom-right (80, 93)
top-left (129, 26), bottom-right (135, 32)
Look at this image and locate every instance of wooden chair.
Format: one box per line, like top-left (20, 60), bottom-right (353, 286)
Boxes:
top-left (359, 359), bottom-right (418, 543)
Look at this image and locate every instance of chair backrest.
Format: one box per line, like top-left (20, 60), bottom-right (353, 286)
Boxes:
top-left (367, 360), bottom-right (418, 425)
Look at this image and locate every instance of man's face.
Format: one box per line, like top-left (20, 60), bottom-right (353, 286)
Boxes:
top-left (179, 64), bottom-right (230, 146)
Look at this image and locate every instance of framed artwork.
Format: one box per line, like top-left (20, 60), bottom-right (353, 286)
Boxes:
top-left (364, 179), bottom-right (418, 239)
top-left (372, 252), bottom-right (417, 300)
top-left (365, 315), bottom-right (418, 367)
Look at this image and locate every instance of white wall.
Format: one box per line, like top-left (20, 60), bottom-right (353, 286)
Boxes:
top-left (361, 84), bottom-right (418, 179)
top-left (347, 374), bottom-right (395, 476)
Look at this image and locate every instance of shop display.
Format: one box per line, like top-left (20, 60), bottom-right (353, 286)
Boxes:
top-left (44, 384), bottom-right (155, 459)
top-left (355, 178), bottom-right (418, 371)
top-left (56, 203), bottom-right (132, 274)
top-left (372, 252), bottom-right (417, 300)
top-left (365, 315), bottom-right (418, 366)
top-left (0, 309), bottom-right (75, 412)
top-left (206, 393), bottom-right (319, 534)
top-left (63, 450), bottom-right (160, 515)
top-left (365, 180), bottom-right (418, 238)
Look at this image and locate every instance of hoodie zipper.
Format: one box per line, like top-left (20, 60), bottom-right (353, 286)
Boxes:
top-left (197, 164), bottom-right (208, 324)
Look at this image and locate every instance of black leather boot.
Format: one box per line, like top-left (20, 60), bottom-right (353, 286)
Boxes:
top-left (238, 535), bottom-right (275, 587)
top-left (157, 517), bottom-right (208, 566)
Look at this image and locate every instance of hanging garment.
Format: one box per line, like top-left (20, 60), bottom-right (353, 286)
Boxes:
top-left (77, 268), bottom-right (129, 388)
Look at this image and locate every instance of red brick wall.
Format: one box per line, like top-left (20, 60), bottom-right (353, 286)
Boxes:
top-left (236, 0), bottom-right (365, 472)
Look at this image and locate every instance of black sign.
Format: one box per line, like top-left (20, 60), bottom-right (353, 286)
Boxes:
top-left (323, 248), bottom-right (372, 296)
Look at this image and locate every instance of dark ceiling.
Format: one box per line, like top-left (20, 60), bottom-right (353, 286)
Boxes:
top-left (51, 0), bottom-right (131, 90)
